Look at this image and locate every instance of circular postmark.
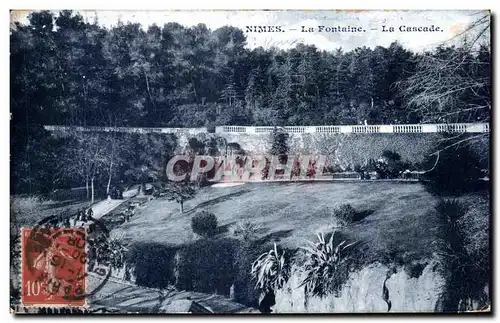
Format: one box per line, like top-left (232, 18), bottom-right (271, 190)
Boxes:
top-left (21, 211), bottom-right (113, 306)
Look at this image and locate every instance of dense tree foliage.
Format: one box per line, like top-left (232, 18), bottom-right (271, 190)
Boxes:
top-left (400, 12), bottom-right (490, 124)
top-left (422, 136), bottom-right (486, 196)
top-left (13, 10), bottom-right (489, 131)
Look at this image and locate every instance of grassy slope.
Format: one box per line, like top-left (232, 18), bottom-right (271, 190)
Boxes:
top-left (11, 184), bottom-right (489, 312)
top-left (11, 196), bottom-right (90, 227)
top-left (118, 182), bottom-right (443, 265)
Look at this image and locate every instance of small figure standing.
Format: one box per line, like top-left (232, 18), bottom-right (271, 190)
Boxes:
top-left (110, 186), bottom-right (117, 199)
top-left (87, 208), bottom-right (94, 219)
top-left (76, 209), bottom-right (83, 221)
top-left (124, 264), bottom-right (131, 282)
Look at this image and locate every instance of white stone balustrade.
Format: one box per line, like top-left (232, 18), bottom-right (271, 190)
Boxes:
top-left (43, 123), bottom-right (490, 135)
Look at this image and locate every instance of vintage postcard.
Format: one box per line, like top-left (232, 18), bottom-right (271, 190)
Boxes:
top-left (10, 9), bottom-right (491, 314)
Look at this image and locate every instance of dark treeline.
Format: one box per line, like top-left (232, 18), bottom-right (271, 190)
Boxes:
top-left (11, 10), bottom-right (490, 130)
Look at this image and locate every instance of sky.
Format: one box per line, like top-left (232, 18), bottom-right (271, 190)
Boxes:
top-left (10, 10), bottom-right (489, 52)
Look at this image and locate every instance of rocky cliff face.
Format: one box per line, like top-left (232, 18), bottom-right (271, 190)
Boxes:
top-left (273, 261), bottom-right (448, 313)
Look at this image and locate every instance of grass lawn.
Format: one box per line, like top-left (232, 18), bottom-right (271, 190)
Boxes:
top-left (117, 181), bottom-right (443, 265)
top-left (11, 196), bottom-right (91, 227)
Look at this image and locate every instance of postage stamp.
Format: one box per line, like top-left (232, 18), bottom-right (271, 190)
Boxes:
top-left (9, 8), bottom-right (491, 315)
top-left (21, 228), bottom-right (87, 306)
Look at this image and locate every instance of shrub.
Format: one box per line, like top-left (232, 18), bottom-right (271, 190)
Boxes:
top-left (333, 204), bottom-right (357, 224)
top-left (354, 160), bottom-right (376, 179)
top-left (191, 211), bottom-right (218, 237)
top-left (232, 221), bottom-right (262, 242)
top-left (435, 199), bottom-right (468, 224)
top-left (325, 164), bottom-right (343, 173)
top-left (126, 242), bottom-right (179, 288)
top-left (353, 163), bottom-right (366, 179)
top-left (90, 232), bottom-right (127, 270)
top-left (188, 137), bottom-right (206, 154)
top-left (373, 159), bottom-right (389, 179)
top-left (227, 142), bottom-right (242, 155)
top-left (176, 238), bottom-right (239, 295)
top-left (422, 138), bottom-right (485, 196)
top-left (435, 199), bottom-right (468, 259)
top-left (374, 150), bottom-right (407, 179)
top-left (381, 150), bottom-right (401, 162)
top-left (299, 231), bottom-right (356, 297)
top-left (433, 198), bottom-right (488, 312)
top-left (251, 243), bottom-right (290, 293)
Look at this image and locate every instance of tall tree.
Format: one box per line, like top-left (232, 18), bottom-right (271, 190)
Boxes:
top-left (61, 132), bottom-right (109, 204)
top-left (400, 12), bottom-right (490, 125)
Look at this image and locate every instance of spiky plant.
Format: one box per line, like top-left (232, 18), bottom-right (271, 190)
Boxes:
top-left (434, 199), bottom-right (469, 275)
top-left (299, 231), bottom-right (356, 297)
top-left (251, 243), bottom-right (290, 293)
top-left (233, 221), bottom-right (262, 242)
top-left (435, 199), bottom-right (467, 225)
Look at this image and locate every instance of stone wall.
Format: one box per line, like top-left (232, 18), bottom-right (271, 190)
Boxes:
top-left (177, 132), bottom-right (441, 168)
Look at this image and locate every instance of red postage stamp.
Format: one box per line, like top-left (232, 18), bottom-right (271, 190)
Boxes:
top-left (21, 228), bottom-right (87, 306)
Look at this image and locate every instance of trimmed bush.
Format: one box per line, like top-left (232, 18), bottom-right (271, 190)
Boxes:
top-left (176, 237), bottom-right (238, 295)
top-left (191, 211), bottom-right (218, 237)
top-left (333, 204), bottom-right (357, 224)
top-left (126, 242), bottom-right (179, 288)
top-left (127, 238), bottom-right (271, 306)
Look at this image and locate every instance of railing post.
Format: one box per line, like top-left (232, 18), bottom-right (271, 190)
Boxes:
top-left (340, 125), bottom-right (351, 133)
top-left (379, 125), bottom-right (393, 133)
top-left (422, 124), bottom-right (436, 133)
